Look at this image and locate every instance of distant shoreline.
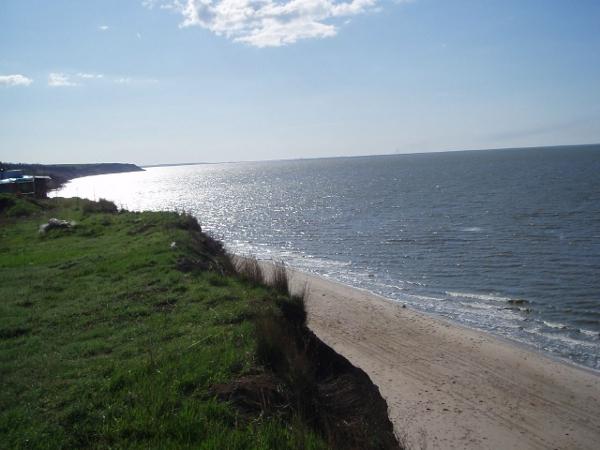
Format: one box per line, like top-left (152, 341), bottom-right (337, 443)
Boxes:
top-left (140, 142), bottom-right (600, 168)
top-left (0, 162), bottom-right (144, 190)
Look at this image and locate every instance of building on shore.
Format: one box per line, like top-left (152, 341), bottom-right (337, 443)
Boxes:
top-left (0, 170), bottom-right (52, 198)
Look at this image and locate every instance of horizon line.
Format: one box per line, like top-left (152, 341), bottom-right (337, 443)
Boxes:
top-left (10, 141), bottom-right (600, 168)
top-left (139, 141), bottom-right (600, 169)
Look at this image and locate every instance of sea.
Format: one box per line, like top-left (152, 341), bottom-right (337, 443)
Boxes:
top-left (54, 145), bottom-right (600, 371)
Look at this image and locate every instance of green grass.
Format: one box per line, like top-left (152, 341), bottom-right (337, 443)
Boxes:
top-left (0, 195), bottom-right (326, 449)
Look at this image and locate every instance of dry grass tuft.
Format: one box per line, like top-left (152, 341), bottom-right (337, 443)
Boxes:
top-left (234, 255), bottom-right (265, 286)
top-left (271, 260), bottom-right (290, 296)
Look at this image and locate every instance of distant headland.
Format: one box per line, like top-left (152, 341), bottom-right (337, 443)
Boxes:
top-left (0, 162), bottom-right (144, 190)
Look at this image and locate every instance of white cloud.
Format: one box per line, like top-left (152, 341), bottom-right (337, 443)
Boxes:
top-left (76, 72), bottom-right (104, 79)
top-left (0, 74), bottom-right (33, 87)
top-left (114, 76), bottom-right (158, 85)
top-left (98, 25), bottom-right (110, 31)
top-left (145, 0), bottom-right (400, 47)
top-left (48, 73), bottom-right (78, 87)
top-left (46, 71), bottom-right (155, 87)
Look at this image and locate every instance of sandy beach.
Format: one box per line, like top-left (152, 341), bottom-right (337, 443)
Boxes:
top-left (280, 267), bottom-right (600, 450)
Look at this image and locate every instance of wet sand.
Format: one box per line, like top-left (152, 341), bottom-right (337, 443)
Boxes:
top-left (279, 267), bottom-right (600, 450)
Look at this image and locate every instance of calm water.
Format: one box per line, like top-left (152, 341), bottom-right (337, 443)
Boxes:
top-left (56, 146), bottom-right (600, 370)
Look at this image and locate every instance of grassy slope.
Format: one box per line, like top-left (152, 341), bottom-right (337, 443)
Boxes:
top-left (0, 196), bottom-right (325, 449)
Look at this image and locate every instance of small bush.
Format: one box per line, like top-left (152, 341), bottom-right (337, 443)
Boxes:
top-left (255, 312), bottom-right (291, 373)
top-left (81, 198), bottom-right (118, 214)
top-left (6, 201), bottom-right (40, 217)
top-left (0, 194), bottom-right (16, 212)
top-left (175, 213), bottom-right (201, 232)
top-left (0, 195), bottom-right (41, 218)
top-left (277, 294), bottom-right (307, 329)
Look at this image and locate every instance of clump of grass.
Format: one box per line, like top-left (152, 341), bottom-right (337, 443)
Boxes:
top-left (278, 290), bottom-right (308, 328)
top-left (81, 197), bottom-right (118, 214)
top-left (0, 194), bottom-right (16, 213)
top-left (234, 256), bottom-right (265, 286)
top-left (255, 303), bottom-right (319, 421)
top-left (174, 213), bottom-right (202, 232)
top-left (0, 326), bottom-right (30, 339)
top-left (255, 311), bottom-right (293, 373)
top-left (233, 258), bottom-right (292, 296)
top-left (271, 260), bottom-right (290, 296)
top-left (0, 194), bottom-right (41, 217)
top-left (207, 272), bottom-right (230, 287)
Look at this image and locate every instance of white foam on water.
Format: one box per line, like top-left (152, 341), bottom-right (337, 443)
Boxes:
top-left (540, 332), bottom-right (599, 349)
top-left (579, 328), bottom-right (600, 338)
top-left (458, 301), bottom-right (496, 310)
top-left (405, 294), bottom-right (445, 302)
top-left (543, 320), bottom-right (568, 330)
top-left (446, 291), bottom-right (513, 303)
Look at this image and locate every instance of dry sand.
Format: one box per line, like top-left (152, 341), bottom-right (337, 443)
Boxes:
top-left (275, 266), bottom-right (600, 450)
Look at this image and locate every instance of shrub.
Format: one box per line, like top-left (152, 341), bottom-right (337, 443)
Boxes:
top-left (175, 213), bottom-right (201, 232)
top-left (0, 194), bottom-right (16, 213)
top-left (81, 198), bottom-right (118, 214)
top-left (277, 294), bottom-right (307, 329)
top-left (0, 195), bottom-right (41, 218)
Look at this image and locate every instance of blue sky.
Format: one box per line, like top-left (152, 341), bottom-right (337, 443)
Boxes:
top-left (1, 0), bottom-right (599, 165)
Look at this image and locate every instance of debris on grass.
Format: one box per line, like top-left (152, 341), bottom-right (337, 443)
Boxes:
top-left (39, 218), bottom-right (76, 234)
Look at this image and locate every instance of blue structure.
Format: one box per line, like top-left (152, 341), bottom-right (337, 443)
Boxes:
top-left (0, 170), bottom-right (51, 197)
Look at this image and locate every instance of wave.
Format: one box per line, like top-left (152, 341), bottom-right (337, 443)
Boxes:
top-left (458, 301), bottom-right (496, 310)
top-left (461, 227), bottom-right (483, 232)
top-left (404, 293), bottom-right (445, 303)
top-left (445, 291), bottom-right (515, 303)
top-left (578, 328), bottom-right (600, 338)
top-left (542, 320), bottom-right (568, 330)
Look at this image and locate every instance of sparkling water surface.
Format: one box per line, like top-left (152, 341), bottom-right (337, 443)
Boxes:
top-left (55, 146), bottom-right (600, 370)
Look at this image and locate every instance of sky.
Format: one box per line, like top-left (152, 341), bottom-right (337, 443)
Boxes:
top-left (1, 0), bottom-right (599, 165)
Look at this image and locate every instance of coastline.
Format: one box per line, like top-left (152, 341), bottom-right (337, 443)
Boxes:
top-left (267, 263), bottom-right (600, 450)
top-left (301, 269), bottom-right (600, 376)
top-left (1, 162), bottom-right (143, 191)
top-left (53, 150), bottom-right (600, 373)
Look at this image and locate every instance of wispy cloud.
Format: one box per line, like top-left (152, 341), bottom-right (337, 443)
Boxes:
top-left (48, 73), bottom-right (78, 87)
top-left (145, 0), bottom-right (407, 47)
top-left (0, 74), bottom-right (33, 87)
top-left (76, 72), bottom-right (104, 79)
top-left (98, 25), bottom-right (110, 31)
top-left (114, 76), bottom-right (158, 85)
top-left (46, 71), bottom-right (157, 87)
top-left (114, 77), bottom-right (133, 84)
